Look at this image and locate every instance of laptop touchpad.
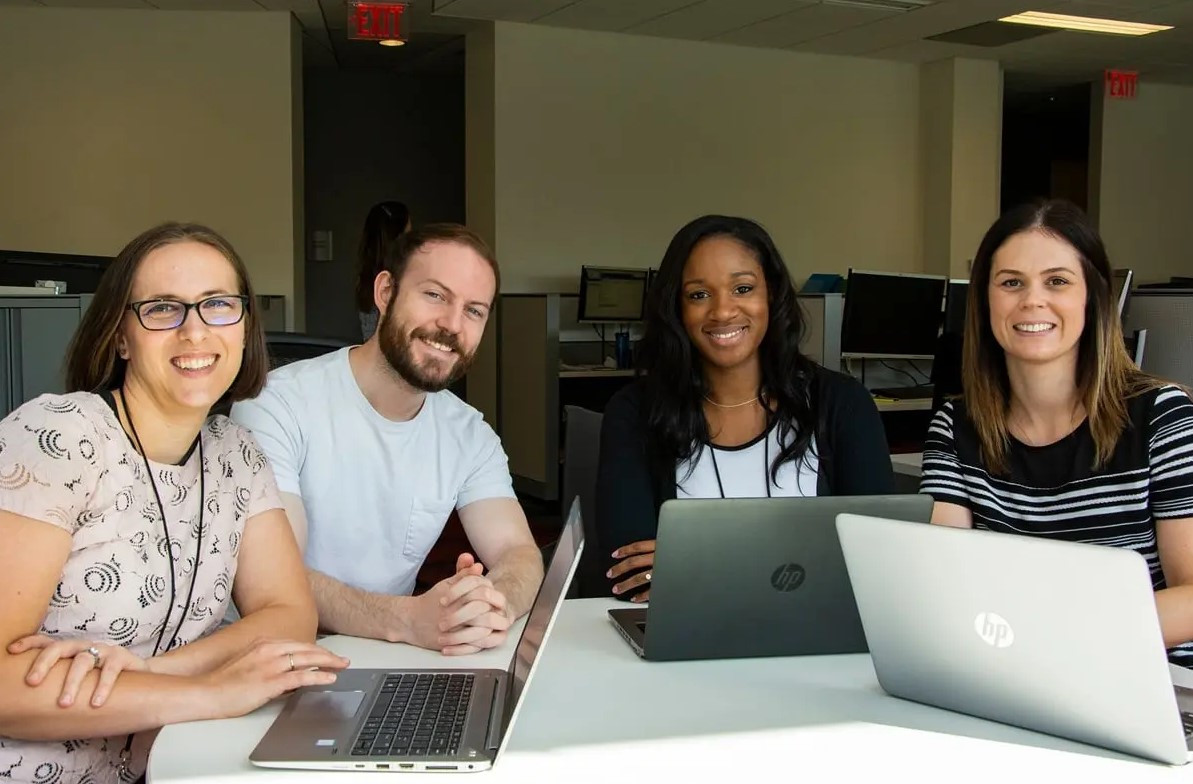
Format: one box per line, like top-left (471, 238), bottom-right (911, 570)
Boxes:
top-left (293, 690), bottom-right (366, 720)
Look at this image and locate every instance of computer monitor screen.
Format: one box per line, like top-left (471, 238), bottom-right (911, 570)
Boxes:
top-left (578, 267), bottom-right (647, 322)
top-left (1112, 269), bottom-right (1133, 319)
top-left (943, 280), bottom-right (969, 335)
top-left (840, 270), bottom-right (946, 358)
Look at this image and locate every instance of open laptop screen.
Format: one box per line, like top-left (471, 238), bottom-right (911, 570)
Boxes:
top-left (503, 502), bottom-right (583, 729)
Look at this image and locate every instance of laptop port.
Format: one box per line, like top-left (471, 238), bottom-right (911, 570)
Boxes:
top-left (376, 764), bottom-right (389, 770)
top-left (399, 763), bottom-right (414, 769)
top-left (426, 765), bottom-right (456, 771)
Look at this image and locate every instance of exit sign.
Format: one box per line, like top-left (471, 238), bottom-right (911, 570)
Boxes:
top-left (1105, 69), bottom-right (1138, 99)
top-left (348, 1), bottom-right (408, 43)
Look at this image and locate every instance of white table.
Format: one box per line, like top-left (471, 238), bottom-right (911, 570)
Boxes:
top-left (149, 599), bottom-right (1193, 782)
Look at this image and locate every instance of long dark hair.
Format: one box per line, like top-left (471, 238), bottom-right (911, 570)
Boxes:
top-left (65, 222), bottom-right (268, 410)
top-left (964, 198), bottom-right (1166, 473)
top-left (355, 201), bottom-right (410, 313)
top-left (637, 215), bottom-right (819, 484)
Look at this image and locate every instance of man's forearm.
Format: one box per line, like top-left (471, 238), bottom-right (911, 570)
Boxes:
top-left (309, 569), bottom-right (416, 642)
top-left (486, 544), bottom-right (545, 620)
top-left (151, 601), bottom-right (318, 677)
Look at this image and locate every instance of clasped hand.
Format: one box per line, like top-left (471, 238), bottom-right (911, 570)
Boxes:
top-left (413, 553), bottom-right (513, 656)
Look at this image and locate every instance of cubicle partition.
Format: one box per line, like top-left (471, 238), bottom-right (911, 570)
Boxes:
top-left (1125, 289), bottom-right (1193, 388)
top-left (498, 294), bottom-right (562, 500)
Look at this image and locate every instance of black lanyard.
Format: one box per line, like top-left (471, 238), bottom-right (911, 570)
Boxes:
top-left (707, 432), bottom-right (772, 499)
top-left (117, 391), bottom-right (206, 779)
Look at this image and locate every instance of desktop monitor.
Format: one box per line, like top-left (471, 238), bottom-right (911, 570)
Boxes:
top-left (1112, 268), bottom-right (1133, 320)
top-left (943, 280), bottom-right (969, 335)
top-left (840, 270), bottom-right (947, 359)
top-left (578, 266), bottom-right (648, 323)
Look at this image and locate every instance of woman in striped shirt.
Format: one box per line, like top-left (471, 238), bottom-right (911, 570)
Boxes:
top-left (920, 198), bottom-right (1193, 665)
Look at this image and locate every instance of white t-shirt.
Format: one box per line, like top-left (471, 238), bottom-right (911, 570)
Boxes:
top-left (676, 426), bottom-right (819, 499)
top-left (230, 348), bottom-right (516, 596)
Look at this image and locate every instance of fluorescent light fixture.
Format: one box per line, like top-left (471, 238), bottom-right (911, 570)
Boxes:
top-left (999, 11), bottom-right (1172, 36)
top-left (379, 39), bottom-right (405, 46)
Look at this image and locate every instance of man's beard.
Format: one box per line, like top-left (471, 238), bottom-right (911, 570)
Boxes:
top-left (378, 307), bottom-right (475, 393)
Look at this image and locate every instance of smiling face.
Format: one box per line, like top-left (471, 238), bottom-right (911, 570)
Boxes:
top-left (988, 229), bottom-right (1088, 368)
top-left (377, 239), bottom-right (496, 392)
top-left (118, 241), bottom-right (246, 413)
top-left (679, 235), bottom-right (769, 373)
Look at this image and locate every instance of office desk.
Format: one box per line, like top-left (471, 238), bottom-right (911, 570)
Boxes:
top-left (149, 599), bottom-right (1193, 781)
top-left (874, 398), bottom-right (933, 413)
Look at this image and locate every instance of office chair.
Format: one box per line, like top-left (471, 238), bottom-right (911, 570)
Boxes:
top-left (265, 332), bottom-right (351, 369)
top-left (561, 405), bottom-right (604, 598)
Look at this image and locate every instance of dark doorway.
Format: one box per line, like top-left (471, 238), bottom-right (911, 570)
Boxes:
top-left (1001, 77), bottom-right (1092, 213)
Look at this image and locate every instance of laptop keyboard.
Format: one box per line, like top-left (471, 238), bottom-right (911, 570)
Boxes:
top-left (351, 673), bottom-right (474, 757)
top-left (1181, 711), bottom-right (1193, 738)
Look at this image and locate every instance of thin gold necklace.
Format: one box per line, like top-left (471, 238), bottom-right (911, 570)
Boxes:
top-left (703, 394), bottom-right (759, 409)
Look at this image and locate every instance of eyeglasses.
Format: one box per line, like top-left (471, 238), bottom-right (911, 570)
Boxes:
top-left (127, 295), bottom-right (250, 331)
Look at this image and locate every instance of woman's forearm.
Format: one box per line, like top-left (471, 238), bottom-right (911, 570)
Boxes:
top-left (0, 653), bottom-right (213, 741)
top-left (1155, 584), bottom-right (1193, 649)
top-left (150, 600), bottom-right (318, 677)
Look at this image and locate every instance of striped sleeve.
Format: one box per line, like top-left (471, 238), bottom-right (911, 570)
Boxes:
top-left (1148, 386), bottom-right (1193, 520)
top-left (919, 402), bottom-right (970, 509)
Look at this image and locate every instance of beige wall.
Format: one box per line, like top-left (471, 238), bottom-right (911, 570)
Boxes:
top-left (478, 21), bottom-right (925, 292)
top-left (0, 7), bottom-right (304, 328)
top-left (1093, 82), bottom-right (1193, 284)
top-left (920, 58), bottom-right (1002, 279)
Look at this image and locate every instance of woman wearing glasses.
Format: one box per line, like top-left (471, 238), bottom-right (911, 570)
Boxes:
top-left (0, 223), bottom-right (348, 784)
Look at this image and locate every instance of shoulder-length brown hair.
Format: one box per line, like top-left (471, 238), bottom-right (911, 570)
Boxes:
top-left (963, 199), bottom-right (1167, 474)
top-left (65, 222), bottom-right (269, 411)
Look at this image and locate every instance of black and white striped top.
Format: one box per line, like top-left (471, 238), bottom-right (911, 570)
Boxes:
top-left (921, 386), bottom-right (1193, 665)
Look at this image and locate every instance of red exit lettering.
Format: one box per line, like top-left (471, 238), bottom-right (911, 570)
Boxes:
top-left (1105, 69), bottom-right (1138, 99)
top-left (348, 2), bottom-right (407, 41)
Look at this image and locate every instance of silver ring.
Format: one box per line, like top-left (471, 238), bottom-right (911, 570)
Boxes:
top-left (86, 646), bottom-right (102, 667)
top-left (287, 653), bottom-right (295, 671)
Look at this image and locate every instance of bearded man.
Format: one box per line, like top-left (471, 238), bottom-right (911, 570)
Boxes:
top-left (232, 224), bottom-right (543, 654)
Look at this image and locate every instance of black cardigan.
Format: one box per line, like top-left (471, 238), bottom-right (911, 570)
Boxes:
top-left (594, 365), bottom-right (894, 578)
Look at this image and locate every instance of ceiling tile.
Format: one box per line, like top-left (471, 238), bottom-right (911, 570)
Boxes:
top-left (37, 0), bottom-right (150, 6)
top-left (871, 37), bottom-right (991, 61)
top-left (535, 0), bottom-right (702, 31)
top-left (714, 2), bottom-right (896, 47)
top-left (149, 0), bottom-right (263, 9)
top-left (627, 0), bottom-right (815, 40)
top-left (432, 0), bottom-right (574, 23)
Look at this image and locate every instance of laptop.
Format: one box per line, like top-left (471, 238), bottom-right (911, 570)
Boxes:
top-left (250, 499), bottom-right (584, 773)
top-left (836, 514), bottom-right (1193, 765)
top-left (608, 495), bottom-right (933, 661)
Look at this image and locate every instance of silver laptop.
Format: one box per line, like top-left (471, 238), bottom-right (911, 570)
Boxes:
top-left (837, 513), bottom-right (1193, 765)
top-left (250, 499), bottom-right (584, 773)
top-left (608, 495), bottom-right (933, 661)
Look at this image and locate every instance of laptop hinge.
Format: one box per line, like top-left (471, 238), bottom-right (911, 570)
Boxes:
top-left (484, 680), bottom-right (507, 751)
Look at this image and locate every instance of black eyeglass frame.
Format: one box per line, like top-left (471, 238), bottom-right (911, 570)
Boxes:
top-left (126, 294), bottom-right (251, 331)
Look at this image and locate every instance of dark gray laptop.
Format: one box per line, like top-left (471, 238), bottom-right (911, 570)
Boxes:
top-left (608, 494), bottom-right (932, 661)
top-left (837, 513), bottom-right (1193, 765)
top-left (249, 500), bottom-right (583, 773)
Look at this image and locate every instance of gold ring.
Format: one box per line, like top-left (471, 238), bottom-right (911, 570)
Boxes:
top-left (287, 653), bottom-right (295, 671)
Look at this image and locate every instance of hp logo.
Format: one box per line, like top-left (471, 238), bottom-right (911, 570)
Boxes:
top-left (770, 563), bottom-right (806, 592)
top-left (974, 612), bottom-right (1014, 648)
